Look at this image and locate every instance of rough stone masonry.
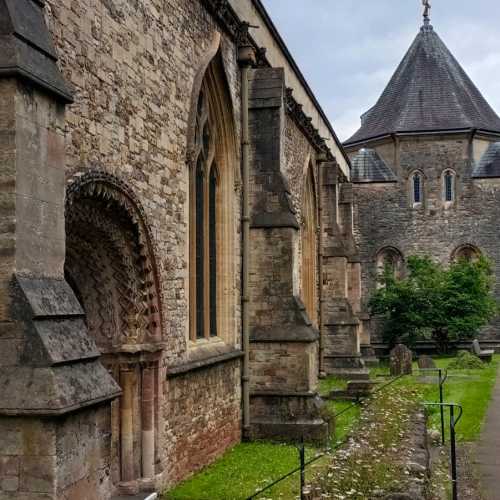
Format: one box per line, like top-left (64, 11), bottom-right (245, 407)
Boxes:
top-left (0, 0), bottom-right (364, 498)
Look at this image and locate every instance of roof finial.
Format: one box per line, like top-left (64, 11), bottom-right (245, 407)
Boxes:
top-left (422, 0), bottom-right (431, 25)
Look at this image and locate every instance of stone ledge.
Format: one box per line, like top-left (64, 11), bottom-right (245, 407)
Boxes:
top-left (251, 211), bottom-right (299, 229)
top-left (250, 325), bottom-right (319, 343)
top-left (166, 350), bottom-right (243, 378)
top-left (0, 361), bottom-right (121, 416)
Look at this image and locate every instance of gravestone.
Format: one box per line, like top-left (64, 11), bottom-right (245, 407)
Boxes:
top-left (390, 344), bottom-right (413, 375)
top-left (417, 355), bottom-right (436, 370)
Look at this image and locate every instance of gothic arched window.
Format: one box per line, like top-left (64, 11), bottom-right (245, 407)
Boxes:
top-left (192, 90), bottom-right (218, 340)
top-left (443, 170), bottom-right (456, 204)
top-left (188, 52), bottom-right (237, 344)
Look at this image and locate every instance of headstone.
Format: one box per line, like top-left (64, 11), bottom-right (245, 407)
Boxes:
top-left (417, 355), bottom-right (436, 370)
top-left (390, 344), bottom-right (413, 375)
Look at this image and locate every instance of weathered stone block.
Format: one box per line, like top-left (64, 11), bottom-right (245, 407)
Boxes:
top-left (1, 476), bottom-right (19, 492)
top-left (20, 455), bottom-right (56, 494)
top-left (390, 344), bottom-right (413, 376)
top-left (0, 456), bottom-right (19, 477)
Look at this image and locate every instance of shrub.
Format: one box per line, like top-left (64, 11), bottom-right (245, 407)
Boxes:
top-left (369, 256), bottom-right (498, 352)
top-left (448, 351), bottom-right (484, 370)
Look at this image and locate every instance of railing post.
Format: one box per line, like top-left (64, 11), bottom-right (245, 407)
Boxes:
top-left (439, 369), bottom-right (445, 445)
top-left (450, 405), bottom-right (458, 500)
top-left (299, 439), bottom-right (305, 500)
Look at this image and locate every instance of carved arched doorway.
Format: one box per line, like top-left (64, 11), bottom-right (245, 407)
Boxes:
top-left (65, 173), bottom-right (163, 494)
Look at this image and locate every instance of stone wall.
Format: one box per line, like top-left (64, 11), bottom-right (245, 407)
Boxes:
top-left (351, 135), bottom-right (500, 345)
top-left (163, 359), bottom-right (241, 487)
top-left (43, 0), bottom-right (243, 490)
top-left (0, 0), bottom-right (361, 496)
top-left (44, 0), bottom-right (242, 367)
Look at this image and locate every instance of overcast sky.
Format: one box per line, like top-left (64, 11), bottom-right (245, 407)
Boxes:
top-left (261, 0), bottom-right (500, 142)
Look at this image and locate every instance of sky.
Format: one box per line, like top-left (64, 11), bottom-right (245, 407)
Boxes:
top-left (261, 0), bottom-right (500, 142)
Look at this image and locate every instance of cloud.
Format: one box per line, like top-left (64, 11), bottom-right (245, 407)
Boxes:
top-left (262, 0), bottom-right (500, 141)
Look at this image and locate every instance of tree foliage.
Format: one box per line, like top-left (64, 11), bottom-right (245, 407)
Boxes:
top-left (369, 255), bottom-right (498, 351)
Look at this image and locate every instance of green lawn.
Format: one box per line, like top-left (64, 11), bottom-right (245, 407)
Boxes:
top-left (164, 355), bottom-right (499, 500)
top-left (164, 399), bottom-right (360, 500)
top-left (412, 355), bottom-right (499, 441)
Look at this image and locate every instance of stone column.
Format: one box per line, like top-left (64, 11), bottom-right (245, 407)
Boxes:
top-left (141, 363), bottom-right (155, 481)
top-left (120, 367), bottom-right (135, 485)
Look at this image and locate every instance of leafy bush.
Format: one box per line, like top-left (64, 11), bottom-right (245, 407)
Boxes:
top-left (369, 256), bottom-right (498, 352)
top-left (448, 350), bottom-right (484, 370)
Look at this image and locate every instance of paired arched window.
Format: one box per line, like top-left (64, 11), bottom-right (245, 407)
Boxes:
top-left (193, 90), bottom-right (218, 339)
top-left (301, 164), bottom-right (318, 325)
top-left (411, 172), bottom-right (424, 207)
top-left (189, 51), bottom-right (236, 343)
top-left (442, 170), bottom-right (456, 204)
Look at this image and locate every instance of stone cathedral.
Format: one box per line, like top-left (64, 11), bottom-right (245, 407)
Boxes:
top-left (0, 0), bottom-right (364, 498)
top-left (1, 1), bottom-right (500, 499)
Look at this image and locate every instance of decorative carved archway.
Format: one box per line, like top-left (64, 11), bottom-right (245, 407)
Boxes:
top-left (65, 172), bottom-right (163, 493)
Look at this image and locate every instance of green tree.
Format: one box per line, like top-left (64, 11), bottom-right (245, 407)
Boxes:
top-left (369, 255), bottom-right (498, 352)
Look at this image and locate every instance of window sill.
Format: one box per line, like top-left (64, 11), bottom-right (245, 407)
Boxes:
top-left (166, 348), bottom-right (243, 378)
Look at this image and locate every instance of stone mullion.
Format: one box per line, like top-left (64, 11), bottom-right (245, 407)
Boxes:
top-left (189, 166), bottom-right (197, 342)
top-left (203, 166), bottom-right (211, 340)
top-left (141, 363), bottom-right (155, 480)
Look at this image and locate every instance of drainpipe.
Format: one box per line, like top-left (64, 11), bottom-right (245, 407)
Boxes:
top-left (317, 154), bottom-right (327, 378)
top-left (238, 25), bottom-right (256, 440)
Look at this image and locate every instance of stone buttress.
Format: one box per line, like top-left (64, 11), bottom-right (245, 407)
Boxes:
top-left (246, 67), bottom-right (327, 441)
top-left (319, 161), bottom-right (368, 378)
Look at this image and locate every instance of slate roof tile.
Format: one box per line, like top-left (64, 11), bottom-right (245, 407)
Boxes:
top-left (351, 148), bottom-right (397, 183)
top-left (472, 142), bottom-right (500, 178)
top-left (345, 24), bottom-right (500, 145)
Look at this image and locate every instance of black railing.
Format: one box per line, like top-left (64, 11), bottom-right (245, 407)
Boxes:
top-left (247, 369), bottom-right (460, 500)
top-left (246, 374), bottom-right (406, 500)
top-left (418, 367), bottom-right (448, 444)
top-left (425, 403), bottom-right (463, 500)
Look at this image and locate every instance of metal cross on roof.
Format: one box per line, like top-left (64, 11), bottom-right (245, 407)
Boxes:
top-left (422, 0), bottom-right (431, 24)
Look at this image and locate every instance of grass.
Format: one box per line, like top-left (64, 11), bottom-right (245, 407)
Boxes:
top-left (165, 354), bottom-right (499, 500)
top-left (318, 376), bottom-right (348, 396)
top-left (373, 354), bottom-right (499, 442)
top-left (164, 399), bottom-right (361, 500)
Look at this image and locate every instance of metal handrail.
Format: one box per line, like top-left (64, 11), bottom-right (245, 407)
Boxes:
top-left (424, 402), bottom-right (463, 500)
top-left (418, 368), bottom-right (448, 444)
top-left (247, 374), bottom-right (407, 500)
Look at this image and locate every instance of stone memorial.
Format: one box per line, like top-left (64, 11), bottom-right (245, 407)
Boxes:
top-left (417, 355), bottom-right (436, 370)
top-left (390, 344), bottom-right (413, 376)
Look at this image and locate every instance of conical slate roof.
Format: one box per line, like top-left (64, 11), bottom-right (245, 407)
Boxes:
top-left (345, 24), bottom-right (500, 145)
top-left (351, 148), bottom-right (397, 183)
top-left (472, 142), bottom-right (500, 178)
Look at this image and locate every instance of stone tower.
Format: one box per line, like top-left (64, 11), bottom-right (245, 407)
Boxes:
top-left (344, 16), bottom-right (500, 355)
